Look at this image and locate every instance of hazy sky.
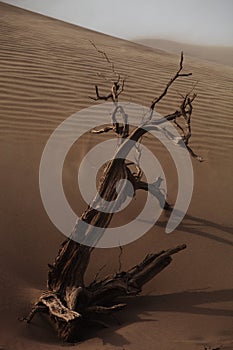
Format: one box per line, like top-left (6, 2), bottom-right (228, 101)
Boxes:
top-left (3, 0), bottom-right (233, 46)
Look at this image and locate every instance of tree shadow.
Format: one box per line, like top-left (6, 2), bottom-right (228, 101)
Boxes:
top-left (81, 288), bottom-right (233, 347)
top-left (123, 288), bottom-right (233, 318)
top-left (75, 289), bottom-right (233, 349)
top-left (158, 211), bottom-right (233, 246)
top-left (21, 288), bottom-right (232, 348)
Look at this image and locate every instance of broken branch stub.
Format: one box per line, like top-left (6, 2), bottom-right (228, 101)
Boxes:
top-left (24, 49), bottom-right (201, 342)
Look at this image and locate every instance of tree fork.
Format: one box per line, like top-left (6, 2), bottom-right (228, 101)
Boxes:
top-left (23, 50), bottom-right (202, 342)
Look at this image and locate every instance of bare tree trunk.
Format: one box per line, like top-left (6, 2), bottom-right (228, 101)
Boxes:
top-left (23, 51), bottom-right (202, 342)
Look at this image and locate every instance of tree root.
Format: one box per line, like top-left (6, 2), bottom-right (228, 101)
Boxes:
top-left (24, 244), bottom-right (186, 342)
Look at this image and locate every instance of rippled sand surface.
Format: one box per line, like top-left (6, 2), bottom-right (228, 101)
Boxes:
top-left (0, 3), bottom-right (232, 350)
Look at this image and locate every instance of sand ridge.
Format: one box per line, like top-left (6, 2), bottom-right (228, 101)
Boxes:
top-left (135, 38), bottom-right (233, 67)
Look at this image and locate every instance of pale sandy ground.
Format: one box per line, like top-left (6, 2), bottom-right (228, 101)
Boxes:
top-left (135, 38), bottom-right (233, 67)
top-left (0, 2), bottom-right (233, 350)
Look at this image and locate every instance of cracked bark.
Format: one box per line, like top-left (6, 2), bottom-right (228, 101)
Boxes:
top-left (24, 51), bottom-right (202, 342)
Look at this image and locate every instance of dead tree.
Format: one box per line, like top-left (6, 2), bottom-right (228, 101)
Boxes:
top-left (23, 49), bottom-right (203, 342)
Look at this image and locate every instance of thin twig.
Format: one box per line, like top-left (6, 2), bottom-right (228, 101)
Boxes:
top-left (90, 40), bottom-right (120, 82)
top-left (150, 51), bottom-right (192, 111)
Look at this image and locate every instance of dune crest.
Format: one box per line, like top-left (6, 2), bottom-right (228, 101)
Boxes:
top-left (135, 38), bottom-right (233, 67)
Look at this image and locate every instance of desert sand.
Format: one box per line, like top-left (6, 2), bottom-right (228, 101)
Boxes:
top-left (135, 38), bottom-right (233, 67)
top-left (0, 2), bottom-right (233, 350)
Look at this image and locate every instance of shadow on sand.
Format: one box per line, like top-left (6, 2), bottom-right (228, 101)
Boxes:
top-left (25, 288), bottom-right (232, 347)
top-left (158, 211), bottom-right (233, 247)
top-left (96, 288), bottom-right (233, 347)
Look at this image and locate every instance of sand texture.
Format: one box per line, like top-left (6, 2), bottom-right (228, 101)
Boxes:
top-left (0, 2), bottom-right (233, 350)
top-left (135, 38), bottom-right (233, 67)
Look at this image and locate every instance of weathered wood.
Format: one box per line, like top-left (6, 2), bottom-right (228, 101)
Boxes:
top-left (24, 51), bottom-right (200, 342)
top-left (88, 244), bottom-right (187, 305)
top-left (26, 244), bottom-right (186, 342)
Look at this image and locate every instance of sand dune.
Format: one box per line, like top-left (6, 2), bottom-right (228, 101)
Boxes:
top-left (135, 38), bottom-right (233, 67)
top-left (0, 2), bottom-right (233, 350)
